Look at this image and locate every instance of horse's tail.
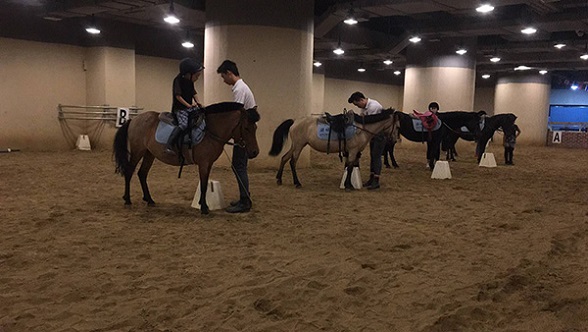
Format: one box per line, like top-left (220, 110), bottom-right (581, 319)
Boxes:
top-left (113, 120), bottom-right (131, 176)
top-left (269, 119), bottom-right (294, 156)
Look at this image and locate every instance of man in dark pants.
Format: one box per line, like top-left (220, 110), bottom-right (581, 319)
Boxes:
top-left (348, 91), bottom-right (385, 190)
top-left (217, 60), bottom-right (257, 213)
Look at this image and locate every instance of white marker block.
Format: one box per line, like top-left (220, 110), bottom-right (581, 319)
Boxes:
top-left (192, 180), bottom-right (226, 210)
top-left (76, 134), bottom-right (91, 151)
top-left (479, 152), bottom-right (497, 168)
top-left (431, 160), bottom-right (452, 179)
top-left (339, 167), bottom-right (362, 189)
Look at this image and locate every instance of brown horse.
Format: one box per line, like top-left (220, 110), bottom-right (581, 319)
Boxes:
top-left (113, 102), bottom-right (260, 214)
top-left (269, 109), bottom-right (399, 189)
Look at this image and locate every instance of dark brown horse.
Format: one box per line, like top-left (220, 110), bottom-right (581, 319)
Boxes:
top-left (113, 102), bottom-right (260, 214)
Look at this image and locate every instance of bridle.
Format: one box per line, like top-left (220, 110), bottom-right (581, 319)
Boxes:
top-left (206, 109), bottom-right (248, 148)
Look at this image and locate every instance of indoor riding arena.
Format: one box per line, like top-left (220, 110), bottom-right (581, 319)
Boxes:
top-left (2, 1), bottom-right (588, 332)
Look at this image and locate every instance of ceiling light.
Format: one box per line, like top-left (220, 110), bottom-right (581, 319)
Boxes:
top-left (581, 54), bottom-right (588, 60)
top-left (456, 48), bottom-right (467, 55)
top-left (539, 70), bottom-right (548, 75)
top-left (571, 84), bottom-right (579, 90)
top-left (521, 27), bottom-right (537, 35)
top-left (409, 36), bottom-right (421, 43)
top-left (490, 56), bottom-right (501, 62)
top-left (554, 43), bottom-right (566, 49)
top-left (85, 15), bottom-right (100, 34)
top-left (344, 8), bottom-right (358, 25)
top-left (313, 61), bottom-right (322, 67)
top-left (43, 16), bottom-right (62, 21)
top-left (333, 47), bottom-right (344, 55)
top-left (394, 70), bottom-right (401, 75)
top-left (383, 59), bottom-right (393, 65)
top-left (482, 74), bottom-right (490, 79)
top-left (476, 4), bottom-right (494, 13)
top-left (357, 67), bottom-right (366, 72)
top-left (164, 0), bottom-right (180, 24)
top-left (182, 41), bottom-right (194, 48)
top-left (514, 65), bottom-right (531, 71)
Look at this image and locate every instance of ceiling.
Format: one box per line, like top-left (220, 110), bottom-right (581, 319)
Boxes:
top-left (2, 0), bottom-right (588, 85)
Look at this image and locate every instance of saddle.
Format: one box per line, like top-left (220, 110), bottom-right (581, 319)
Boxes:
top-left (320, 109), bottom-right (355, 161)
top-left (413, 110), bottom-right (439, 139)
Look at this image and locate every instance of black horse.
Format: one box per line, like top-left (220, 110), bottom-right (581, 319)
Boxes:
top-left (385, 111), bottom-right (443, 170)
top-left (439, 111), bottom-right (486, 161)
top-left (475, 113), bottom-right (518, 162)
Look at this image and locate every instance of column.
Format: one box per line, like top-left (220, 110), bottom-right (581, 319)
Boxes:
top-left (203, 0), bottom-right (314, 167)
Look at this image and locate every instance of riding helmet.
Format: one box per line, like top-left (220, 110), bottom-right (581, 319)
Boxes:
top-left (428, 102), bottom-right (440, 110)
top-left (179, 58), bottom-right (204, 75)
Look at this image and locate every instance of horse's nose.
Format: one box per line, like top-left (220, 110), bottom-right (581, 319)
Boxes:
top-left (249, 149), bottom-right (259, 159)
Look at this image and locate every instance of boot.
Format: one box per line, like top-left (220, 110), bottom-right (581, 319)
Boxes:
top-left (366, 176), bottom-right (380, 190)
top-left (363, 173), bottom-right (374, 187)
top-left (164, 127), bottom-right (182, 155)
top-left (226, 197), bottom-right (252, 213)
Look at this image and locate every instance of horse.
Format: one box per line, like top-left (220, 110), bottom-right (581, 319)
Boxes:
top-left (475, 113), bottom-right (518, 162)
top-left (268, 109), bottom-right (400, 189)
top-left (113, 102), bottom-right (260, 215)
top-left (438, 111), bottom-right (486, 161)
top-left (384, 111), bottom-right (444, 170)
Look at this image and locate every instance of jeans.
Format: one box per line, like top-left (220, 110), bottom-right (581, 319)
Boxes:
top-left (232, 145), bottom-right (250, 201)
top-left (370, 134), bottom-right (386, 176)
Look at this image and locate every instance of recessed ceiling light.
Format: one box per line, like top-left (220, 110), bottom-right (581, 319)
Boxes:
top-left (456, 49), bottom-right (467, 55)
top-left (86, 27), bottom-right (100, 34)
top-left (344, 17), bottom-right (358, 25)
top-left (313, 61), bottom-right (322, 67)
top-left (482, 74), bottom-right (491, 79)
top-left (476, 4), bottom-right (494, 13)
top-left (539, 70), bottom-right (548, 75)
top-left (182, 41), bottom-right (194, 48)
top-left (43, 16), bottom-right (62, 21)
top-left (521, 27), bottom-right (537, 34)
top-left (554, 43), bottom-right (566, 49)
top-left (333, 47), bottom-right (344, 55)
top-left (514, 65), bottom-right (532, 71)
top-left (383, 59), bottom-right (393, 65)
top-left (490, 56), bottom-right (501, 62)
top-left (164, 14), bottom-right (179, 24)
top-left (358, 67), bottom-right (366, 72)
top-left (409, 36), bottom-right (421, 43)
top-left (394, 70), bottom-right (401, 75)
top-left (581, 54), bottom-right (588, 60)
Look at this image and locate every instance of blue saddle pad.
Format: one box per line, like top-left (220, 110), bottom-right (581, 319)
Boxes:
top-left (411, 118), bottom-right (442, 132)
top-left (155, 120), bottom-right (206, 145)
top-left (460, 118), bottom-right (486, 133)
top-left (317, 123), bottom-right (357, 140)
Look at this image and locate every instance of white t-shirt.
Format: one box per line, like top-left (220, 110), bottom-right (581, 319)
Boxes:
top-left (361, 98), bottom-right (383, 116)
top-left (232, 79), bottom-right (256, 109)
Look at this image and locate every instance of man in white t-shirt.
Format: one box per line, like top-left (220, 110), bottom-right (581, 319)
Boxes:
top-left (217, 60), bottom-right (257, 213)
top-left (348, 91), bottom-right (385, 190)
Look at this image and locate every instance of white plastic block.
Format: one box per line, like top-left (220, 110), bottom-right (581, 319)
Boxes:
top-left (479, 152), bottom-right (497, 168)
top-left (431, 160), bottom-right (452, 179)
top-left (192, 180), bottom-right (226, 210)
top-left (76, 134), bottom-right (91, 151)
top-left (339, 167), bottom-right (362, 189)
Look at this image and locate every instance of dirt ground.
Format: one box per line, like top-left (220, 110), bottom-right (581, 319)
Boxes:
top-left (1, 142), bottom-right (587, 332)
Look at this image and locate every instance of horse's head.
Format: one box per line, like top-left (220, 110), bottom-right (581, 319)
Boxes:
top-left (382, 108), bottom-right (401, 144)
top-left (233, 107), bottom-right (260, 159)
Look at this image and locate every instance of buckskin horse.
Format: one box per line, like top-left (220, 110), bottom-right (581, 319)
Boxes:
top-left (113, 102), bottom-right (260, 214)
top-left (268, 109), bottom-right (400, 189)
top-left (475, 113), bottom-right (518, 162)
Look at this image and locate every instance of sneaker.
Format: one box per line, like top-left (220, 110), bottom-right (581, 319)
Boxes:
top-left (366, 179), bottom-right (380, 190)
top-left (229, 200), bottom-right (240, 207)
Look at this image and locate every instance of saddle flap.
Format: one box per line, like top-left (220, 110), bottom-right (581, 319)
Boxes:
top-left (158, 112), bottom-right (176, 125)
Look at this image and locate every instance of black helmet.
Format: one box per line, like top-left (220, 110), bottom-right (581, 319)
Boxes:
top-left (179, 58), bottom-right (204, 75)
top-left (428, 102), bottom-right (440, 110)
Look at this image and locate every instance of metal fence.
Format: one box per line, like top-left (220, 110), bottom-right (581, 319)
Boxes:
top-left (58, 104), bottom-right (142, 122)
top-left (547, 121), bottom-right (588, 132)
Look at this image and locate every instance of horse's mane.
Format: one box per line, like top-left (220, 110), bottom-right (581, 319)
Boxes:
top-left (353, 108), bottom-right (395, 124)
top-left (204, 102), bottom-right (244, 114)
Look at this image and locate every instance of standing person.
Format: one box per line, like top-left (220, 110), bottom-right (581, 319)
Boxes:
top-left (217, 60), bottom-right (257, 213)
top-left (165, 58), bottom-right (204, 154)
top-left (348, 91), bottom-right (385, 190)
top-left (428, 101), bottom-right (439, 114)
top-left (504, 124), bottom-right (521, 165)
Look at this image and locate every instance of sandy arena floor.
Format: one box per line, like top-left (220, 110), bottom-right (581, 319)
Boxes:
top-left (1, 142), bottom-right (587, 332)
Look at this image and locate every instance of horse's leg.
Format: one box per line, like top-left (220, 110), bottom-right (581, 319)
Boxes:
top-left (137, 152), bottom-right (156, 206)
top-left (344, 160), bottom-right (355, 191)
top-left (197, 163), bottom-right (212, 215)
top-left (123, 151), bottom-right (143, 205)
top-left (389, 142), bottom-right (399, 168)
top-left (289, 145), bottom-right (305, 188)
top-left (276, 148), bottom-right (293, 185)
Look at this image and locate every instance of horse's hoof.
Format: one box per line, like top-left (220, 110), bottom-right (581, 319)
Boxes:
top-left (147, 202), bottom-right (156, 207)
top-left (345, 187), bottom-right (354, 192)
top-left (277, 180), bottom-right (282, 185)
top-left (295, 183), bottom-right (302, 189)
top-left (124, 201), bottom-right (132, 206)
top-left (201, 209), bottom-right (210, 215)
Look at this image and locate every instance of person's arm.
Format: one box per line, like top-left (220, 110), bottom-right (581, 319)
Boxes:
top-left (515, 126), bottom-right (521, 137)
top-left (193, 93), bottom-right (203, 108)
top-left (175, 95), bottom-right (192, 108)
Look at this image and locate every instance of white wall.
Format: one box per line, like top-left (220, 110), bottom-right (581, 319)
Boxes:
top-left (323, 78), bottom-right (403, 114)
top-left (473, 87), bottom-right (495, 115)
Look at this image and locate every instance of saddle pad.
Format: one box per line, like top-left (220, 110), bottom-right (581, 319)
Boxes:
top-left (155, 120), bottom-right (206, 145)
top-left (460, 126), bottom-right (470, 133)
top-left (317, 122), bottom-right (357, 140)
top-left (411, 118), bottom-right (442, 132)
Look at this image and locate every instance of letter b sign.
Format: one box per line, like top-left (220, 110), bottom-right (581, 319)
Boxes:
top-left (116, 108), bottom-right (130, 127)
